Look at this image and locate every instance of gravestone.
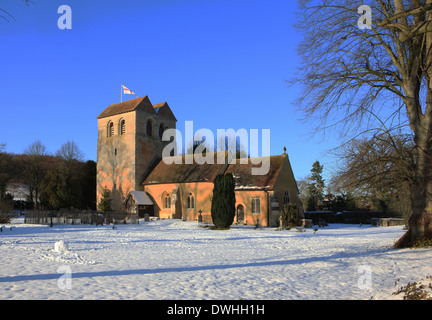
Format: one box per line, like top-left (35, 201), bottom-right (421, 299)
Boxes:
top-left (96, 214), bottom-right (104, 226)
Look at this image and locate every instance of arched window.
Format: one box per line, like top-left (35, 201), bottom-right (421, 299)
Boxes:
top-left (107, 121), bottom-right (114, 137)
top-left (252, 197), bottom-right (260, 214)
top-left (162, 192), bottom-right (171, 209)
top-left (159, 123), bottom-right (165, 139)
top-left (120, 119), bottom-right (126, 135)
top-left (187, 193), bottom-right (194, 209)
top-left (283, 191), bottom-right (290, 205)
top-left (146, 120), bottom-right (153, 136)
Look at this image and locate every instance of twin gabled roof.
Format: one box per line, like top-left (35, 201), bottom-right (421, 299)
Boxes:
top-left (97, 96), bottom-right (177, 121)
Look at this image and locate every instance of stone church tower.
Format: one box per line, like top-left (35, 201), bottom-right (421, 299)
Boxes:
top-left (96, 96), bottom-right (177, 211)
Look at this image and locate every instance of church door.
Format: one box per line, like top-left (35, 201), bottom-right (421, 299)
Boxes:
top-left (236, 205), bottom-right (245, 224)
top-left (172, 188), bottom-right (182, 219)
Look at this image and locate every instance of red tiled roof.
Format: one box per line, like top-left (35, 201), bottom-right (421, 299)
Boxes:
top-left (97, 96), bottom-right (176, 120)
top-left (152, 101), bottom-right (177, 121)
top-left (225, 156), bottom-right (285, 189)
top-left (97, 96), bottom-right (154, 119)
top-left (142, 153), bottom-right (286, 189)
top-left (142, 153), bottom-right (227, 185)
top-left (153, 102), bottom-right (167, 110)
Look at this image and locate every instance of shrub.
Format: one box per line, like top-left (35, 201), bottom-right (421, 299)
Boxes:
top-left (413, 237), bottom-right (432, 248)
top-left (393, 276), bottom-right (432, 300)
top-left (211, 173), bottom-right (236, 229)
top-left (0, 213), bottom-right (11, 224)
top-left (280, 203), bottom-right (300, 229)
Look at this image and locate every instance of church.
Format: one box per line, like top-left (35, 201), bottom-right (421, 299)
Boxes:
top-left (96, 95), bottom-right (303, 227)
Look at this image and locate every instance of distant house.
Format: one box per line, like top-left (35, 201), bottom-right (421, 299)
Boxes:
top-left (97, 95), bottom-right (303, 227)
top-left (6, 183), bottom-right (30, 202)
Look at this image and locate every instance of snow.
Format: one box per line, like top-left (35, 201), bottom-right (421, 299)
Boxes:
top-left (54, 240), bottom-right (68, 253)
top-left (0, 217), bottom-right (431, 300)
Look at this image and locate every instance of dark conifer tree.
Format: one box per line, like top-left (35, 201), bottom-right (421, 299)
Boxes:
top-left (211, 173), bottom-right (236, 229)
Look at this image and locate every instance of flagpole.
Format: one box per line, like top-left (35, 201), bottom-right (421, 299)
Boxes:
top-left (121, 84), bottom-right (139, 100)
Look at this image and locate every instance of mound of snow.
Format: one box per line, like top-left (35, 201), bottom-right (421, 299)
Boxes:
top-left (54, 240), bottom-right (68, 253)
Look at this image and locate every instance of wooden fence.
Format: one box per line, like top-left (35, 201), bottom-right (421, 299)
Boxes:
top-left (24, 211), bottom-right (139, 225)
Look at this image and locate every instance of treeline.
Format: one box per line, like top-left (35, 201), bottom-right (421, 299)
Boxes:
top-left (0, 140), bottom-right (96, 211)
top-left (297, 133), bottom-right (414, 222)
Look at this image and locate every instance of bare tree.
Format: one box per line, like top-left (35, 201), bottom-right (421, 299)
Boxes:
top-left (1, 1), bottom-right (33, 23)
top-left (52, 141), bottom-right (84, 209)
top-left (24, 140), bottom-right (48, 209)
top-left (216, 134), bottom-right (248, 159)
top-left (185, 137), bottom-right (214, 155)
top-left (296, 175), bottom-right (312, 209)
top-left (0, 144), bottom-right (11, 209)
top-left (330, 133), bottom-right (415, 211)
top-left (56, 140), bottom-right (84, 164)
top-left (294, 0), bottom-right (432, 247)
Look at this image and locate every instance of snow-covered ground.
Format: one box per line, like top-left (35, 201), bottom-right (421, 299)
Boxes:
top-left (0, 217), bottom-right (431, 300)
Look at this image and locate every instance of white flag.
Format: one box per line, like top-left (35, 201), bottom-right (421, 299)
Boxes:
top-left (122, 85), bottom-right (135, 95)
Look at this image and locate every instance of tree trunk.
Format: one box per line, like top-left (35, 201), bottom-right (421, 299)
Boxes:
top-left (395, 0), bottom-right (432, 248)
top-left (396, 117), bottom-right (432, 247)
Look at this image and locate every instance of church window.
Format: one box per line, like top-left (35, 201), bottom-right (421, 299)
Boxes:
top-left (146, 120), bottom-right (153, 136)
top-left (163, 192), bottom-right (171, 209)
top-left (120, 119), bottom-right (126, 135)
top-left (159, 123), bottom-right (165, 139)
top-left (187, 193), bottom-right (194, 209)
top-left (284, 191), bottom-right (290, 205)
top-left (252, 197), bottom-right (260, 214)
top-left (107, 121), bottom-right (114, 137)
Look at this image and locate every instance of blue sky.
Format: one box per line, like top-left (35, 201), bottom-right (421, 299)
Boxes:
top-left (0, 0), bottom-right (342, 180)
